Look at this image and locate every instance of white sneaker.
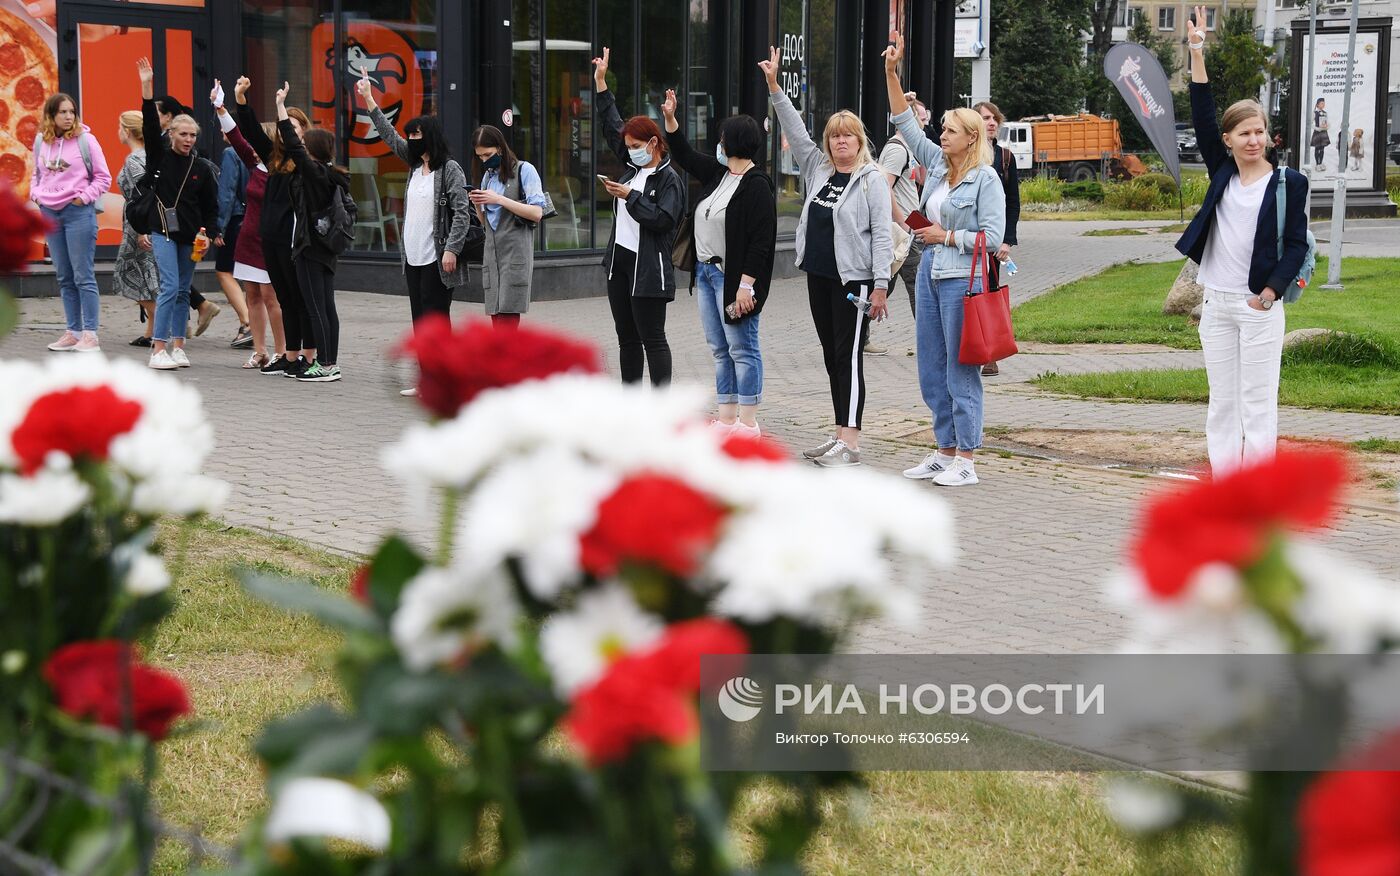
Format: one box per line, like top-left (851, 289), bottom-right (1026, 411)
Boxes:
top-left (903, 452), bottom-right (957, 479)
top-left (169, 347), bottom-right (191, 368)
top-left (148, 350), bottom-right (179, 370)
top-left (399, 387), bottom-right (419, 397)
top-left (932, 457), bottom-right (979, 486)
top-left (813, 440), bottom-right (861, 467)
top-left (730, 421), bottom-right (761, 439)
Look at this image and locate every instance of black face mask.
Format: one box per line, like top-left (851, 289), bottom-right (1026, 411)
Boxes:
top-left (406, 138), bottom-right (427, 164)
top-left (483, 154), bottom-right (502, 170)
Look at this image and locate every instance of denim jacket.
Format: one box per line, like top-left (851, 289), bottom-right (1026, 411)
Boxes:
top-left (892, 108), bottom-right (1006, 281)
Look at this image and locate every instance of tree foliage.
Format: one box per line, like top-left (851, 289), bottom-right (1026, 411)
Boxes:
top-left (1204, 9), bottom-right (1283, 108)
top-left (1085, 0), bottom-right (1122, 114)
top-left (990, 0), bottom-right (1089, 119)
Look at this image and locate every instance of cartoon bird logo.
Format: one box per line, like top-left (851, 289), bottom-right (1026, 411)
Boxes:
top-left (314, 36), bottom-right (410, 140)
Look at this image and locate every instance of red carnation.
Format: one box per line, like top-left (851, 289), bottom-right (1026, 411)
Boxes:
top-left (578, 474), bottom-right (727, 578)
top-left (1299, 730), bottom-right (1400, 876)
top-left (395, 316), bottom-right (601, 418)
top-left (349, 564), bottom-right (371, 605)
top-left (11, 385), bottom-right (143, 475)
top-left (0, 183), bottom-right (51, 274)
top-left (564, 619), bottom-right (747, 765)
top-left (43, 640), bottom-right (192, 741)
top-left (1129, 449), bottom-right (1348, 599)
top-left (719, 431), bottom-right (789, 463)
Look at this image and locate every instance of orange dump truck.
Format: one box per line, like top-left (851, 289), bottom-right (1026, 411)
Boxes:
top-left (1000, 114), bottom-right (1145, 181)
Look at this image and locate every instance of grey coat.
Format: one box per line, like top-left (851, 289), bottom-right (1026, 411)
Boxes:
top-left (769, 90), bottom-right (893, 289)
top-left (369, 107), bottom-right (472, 289)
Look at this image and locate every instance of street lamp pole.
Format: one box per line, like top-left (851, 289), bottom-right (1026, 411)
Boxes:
top-left (1321, 0), bottom-right (1360, 289)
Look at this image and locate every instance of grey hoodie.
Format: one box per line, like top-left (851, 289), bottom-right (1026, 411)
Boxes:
top-left (769, 91), bottom-right (893, 289)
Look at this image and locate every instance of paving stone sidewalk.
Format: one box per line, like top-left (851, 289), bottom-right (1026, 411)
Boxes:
top-left (7, 218), bottom-right (1398, 654)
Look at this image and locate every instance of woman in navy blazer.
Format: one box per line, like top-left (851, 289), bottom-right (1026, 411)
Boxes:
top-left (1175, 5), bottom-right (1310, 476)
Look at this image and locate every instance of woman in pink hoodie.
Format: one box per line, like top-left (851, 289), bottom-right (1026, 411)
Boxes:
top-left (31, 92), bottom-right (111, 352)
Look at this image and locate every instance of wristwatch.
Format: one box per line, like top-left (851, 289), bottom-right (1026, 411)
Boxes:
top-left (1259, 295), bottom-right (1274, 310)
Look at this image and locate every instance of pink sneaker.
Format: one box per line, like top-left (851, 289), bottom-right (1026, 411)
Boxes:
top-left (74, 332), bottom-right (101, 353)
top-left (47, 331), bottom-right (79, 351)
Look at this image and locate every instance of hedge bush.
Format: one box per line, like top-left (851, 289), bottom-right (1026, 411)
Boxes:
top-left (1062, 180), bottom-right (1105, 202)
top-left (1020, 176), bottom-right (1063, 204)
top-left (1103, 180), bottom-right (1162, 211)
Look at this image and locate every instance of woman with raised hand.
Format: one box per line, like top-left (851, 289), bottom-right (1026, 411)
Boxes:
top-left (972, 99), bottom-right (1020, 377)
top-left (358, 69), bottom-right (471, 341)
top-left (32, 91), bottom-right (111, 352)
top-left (593, 47), bottom-right (685, 386)
top-left (234, 75), bottom-right (316, 377)
top-left (760, 46), bottom-right (892, 468)
top-left (1175, 6), bottom-right (1309, 475)
top-left (112, 110), bottom-right (160, 347)
top-left (213, 79), bottom-right (286, 370)
top-left (136, 57), bottom-right (218, 370)
top-left (885, 31), bottom-right (1005, 486)
top-left (660, 88), bottom-right (776, 438)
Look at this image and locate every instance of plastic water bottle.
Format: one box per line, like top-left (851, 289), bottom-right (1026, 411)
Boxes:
top-left (846, 292), bottom-right (880, 320)
top-left (1003, 258), bottom-right (1018, 275)
top-left (190, 227), bottom-right (210, 263)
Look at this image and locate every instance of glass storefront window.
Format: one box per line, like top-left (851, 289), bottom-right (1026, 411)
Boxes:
top-left (774, 0), bottom-right (807, 236)
top-left (542, 0), bottom-right (593, 250)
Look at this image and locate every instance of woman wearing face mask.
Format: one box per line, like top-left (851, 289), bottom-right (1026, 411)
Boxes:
top-left (972, 100), bottom-right (1020, 377)
top-left (593, 47), bottom-right (685, 386)
top-left (885, 32), bottom-right (1005, 487)
top-left (761, 46), bottom-right (893, 468)
top-left (235, 76), bottom-right (317, 377)
top-left (468, 125), bottom-right (547, 330)
top-left (112, 110), bottom-right (160, 347)
top-left (1175, 6), bottom-right (1309, 475)
top-left (32, 91), bottom-right (111, 353)
top-left (660, 90), bottom-right (776, 437)
top-left (360, 70), bottom-right (471, 342)
top-left (137, 58), bottom-right (219, 370)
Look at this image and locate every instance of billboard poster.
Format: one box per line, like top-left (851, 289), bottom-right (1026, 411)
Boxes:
top-left (0, 0), bottom-right (57, 201)
top-left (1298, 31), bottom-right (1380, 191)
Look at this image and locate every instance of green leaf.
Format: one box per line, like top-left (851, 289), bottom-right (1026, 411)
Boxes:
top-left (502, 838), bottom-right (620, 876)
top-left (0, 289), bottom-right (16, 339)
top-left (255, 703), bottom-right (362, 769)
top-left (366, 536), bottom-right (426, 618)
top-left (238, 570), bottom-right (382, 634)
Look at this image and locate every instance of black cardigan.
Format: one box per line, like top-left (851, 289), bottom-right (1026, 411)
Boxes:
top-left (666, 126), bottom-right (777, 323)
top-left (139, 98), bottom-right (219, 244)
top-left (991, 143), bottom-right (1020, 247)
top-left (277, 118), bottom-right (351, 271)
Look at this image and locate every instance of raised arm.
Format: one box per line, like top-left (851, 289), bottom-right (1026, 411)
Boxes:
top-left (592, 48), bottom-right (627, 160)
top-left (1186, 7), bottom-right (1227, 175)
top-left (759, 47), bottom-right (823, 176)
top-left (660, 88), bottom-right (722, 186)
top-left (137, 58), bottom-right (164, 165)
top-left (234, 78), bottom-right (275, 164)
top-left (885, 32), bottom-right (944, 170)
top-left (358, 68), bottom-right (412, 166)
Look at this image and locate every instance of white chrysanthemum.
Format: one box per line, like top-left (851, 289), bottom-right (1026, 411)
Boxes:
top-left (0, 361), bottom-right (43, 469)
top-left (1289, 541), bottom-right (1400, 653)
top-left (1108, 564), bottom-right (1286, 654)
top-left (391, 566), bottom-right (521, 671)
top-left (1104, 778), bottom-right (1185, 834)
top-left (456, 448), bottom-right (619, 600)
top-left (538, 584), bottom-right (665, 697)
top-left (130, 474), bottom-right (229, 517)
top-left (0, 468), bottom-right (90, 525)
top-left (265, 778), bottom-right (391, 851)
top-left (122, 551), bottom-right (170, 596)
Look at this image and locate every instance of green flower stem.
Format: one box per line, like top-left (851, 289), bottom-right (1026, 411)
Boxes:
top-left (437, 488), bottom-right (459, 566)
top-left (479, 714), bottom-right (527, 856)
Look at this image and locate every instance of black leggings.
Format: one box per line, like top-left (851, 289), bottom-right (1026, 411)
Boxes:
top-left (405, 262), bottom-right (453, 325)
top-left (264, 240), bottom-right (310, 352)
top-left (296, 258), bottom-right (339, 365)
top-left (606, 249), bottom-right (671, 386)
top-left (807, 273), bottom-right (871, 430)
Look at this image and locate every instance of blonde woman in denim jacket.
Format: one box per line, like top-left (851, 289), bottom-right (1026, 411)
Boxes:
top-left (885, 32), bottom-right (1005, 486)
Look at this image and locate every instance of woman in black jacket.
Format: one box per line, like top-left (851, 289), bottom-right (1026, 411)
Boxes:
top-left (660, 89), bottom-right (776, 437)
top-left (136, 58), bottom-right (219, 371)
top-left (974, 100), bottom-right (1020, 376)
top-left (592, 47), bottom-right (685, 387)
top-left (275, 80), bottom-right (351, 384)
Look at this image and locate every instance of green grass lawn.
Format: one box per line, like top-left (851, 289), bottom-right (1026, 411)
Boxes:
top-left (146, 521), bottom-right (1239, 874)
top-left (1019, 257), bottom-right (1400, 412)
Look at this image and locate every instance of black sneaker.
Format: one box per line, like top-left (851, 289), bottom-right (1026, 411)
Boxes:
top-left (129, 335), bottom-right (153, 348)
top-left (282, 356), bottom-right (309, 378)
top-left (230, 325), bottom-right (254, 348)
top-left (259, 354), bottom-right (291, 375)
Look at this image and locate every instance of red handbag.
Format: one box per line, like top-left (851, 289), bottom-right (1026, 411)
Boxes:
top-left (958, 231), bottom-right (1018, 366)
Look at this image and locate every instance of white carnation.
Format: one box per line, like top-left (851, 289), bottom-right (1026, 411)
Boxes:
top-left (391, 566), bottom-right (521, 672)
top-left (124, 551), bottom-right (171, 596)
top-left (0, 469), bottom-right (90, 525)
top-left (130, 474), bottom-right (229, 517)
top-left (539, 584), bottom-right (665, 697)
top-left (265, 778), bottom-right (391, 851)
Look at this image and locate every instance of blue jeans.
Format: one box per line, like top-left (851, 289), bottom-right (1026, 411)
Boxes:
top-left (41, 202), bottom-right (100, 332)
top-left (914, 248), bottom-right (984, 451)
top-left (694, 262), bottom-right (763, 405)
top-left (150, 233), bottom-right (196, 343)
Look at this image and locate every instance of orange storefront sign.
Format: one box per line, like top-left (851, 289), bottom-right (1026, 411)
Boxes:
top-left (310, 21), bottom-right (425, 159)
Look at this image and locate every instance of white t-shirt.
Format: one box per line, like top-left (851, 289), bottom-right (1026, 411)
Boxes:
top-left (694, 168), bottom-right (747, 264)
top-left (403, 168), bottom-right (437, 267)
top-left (613, 166), bottom-right (656, 253)
top-left (1199, 172), bottom-right (1270, 295)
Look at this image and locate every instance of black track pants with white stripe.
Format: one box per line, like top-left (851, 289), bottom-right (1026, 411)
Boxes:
top-left (806, 273), bottom-right (871, 430)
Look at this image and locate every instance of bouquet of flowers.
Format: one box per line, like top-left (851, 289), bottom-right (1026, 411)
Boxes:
top-left (0, 354), bottom-right (226, 872)
top-left (226, 316), bottom-right (955, 874)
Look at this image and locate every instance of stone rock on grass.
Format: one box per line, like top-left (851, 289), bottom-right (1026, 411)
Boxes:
top-left (1189, 303), bottom-right (1202, 324)
top-left (1163, 260), bottom-right (1203, 315)
top-left (1283, 327), bottom-right (1348, 350)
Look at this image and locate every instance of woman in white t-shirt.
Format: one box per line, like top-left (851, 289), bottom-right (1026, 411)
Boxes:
top-left (1175, 5), bottom-right (1311, 475)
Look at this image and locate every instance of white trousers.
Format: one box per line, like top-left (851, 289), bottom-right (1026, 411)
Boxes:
top-left (1199, 288), bottom-right (1285, 476)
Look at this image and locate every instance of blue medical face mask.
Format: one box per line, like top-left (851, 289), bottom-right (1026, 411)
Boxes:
top-left (628, 143), bottom-right (653, 166)
top-left (482, 154), bottom-right (502, 170)
top-left (716, 142), bottom-right (728, 164)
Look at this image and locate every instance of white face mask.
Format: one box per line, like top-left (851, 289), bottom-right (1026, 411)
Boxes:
top-left (716, 143), bottom-right (728, 164)
top-left (628, 143), bottom-right (653, 166)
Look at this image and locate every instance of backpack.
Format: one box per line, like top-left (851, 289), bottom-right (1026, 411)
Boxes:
top-left (34, 133), bottom-right (104, 213)
top-left (1273, 167), bottom-right (1316, 304)
top-left (313, 179), bottom-right (357, 255)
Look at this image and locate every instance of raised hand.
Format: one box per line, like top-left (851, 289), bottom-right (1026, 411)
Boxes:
top-left (1188, 5), bottom-right (1207, 48)
top-left (757, 46), bottom-right (780, 90)
top-left (592, 47), bottom-right (610, 88)
top-left (355, 66), bottom-right (374, 105)
top-left (661, 89), bottom-right (677, 122)
top-left (137, 56), bottom-right (154, 85)
top-left (275, 81), bottom-right (290, 106)
top-left (884, 31), bottom-right (904, 74)
top-left (234, 76), bottom-right (251, 105)
top-left (210, 79), bottom-right (225, 109)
